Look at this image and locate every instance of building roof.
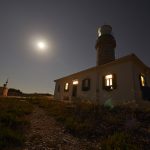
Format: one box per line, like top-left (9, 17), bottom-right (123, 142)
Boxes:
top-left (54, 53), bottom-right (150, 82)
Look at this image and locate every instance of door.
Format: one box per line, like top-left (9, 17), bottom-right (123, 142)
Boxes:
top-left (72, 85), bottom-right (77, 97)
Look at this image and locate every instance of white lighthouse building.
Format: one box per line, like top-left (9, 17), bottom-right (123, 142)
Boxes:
top-left (54, 25), bottom-right (150, 104)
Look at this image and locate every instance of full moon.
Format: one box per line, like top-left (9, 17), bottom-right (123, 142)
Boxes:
top-left (30, 37), bottom-right (50, 57)
top-left (37, 41), bottom-right (46, 50)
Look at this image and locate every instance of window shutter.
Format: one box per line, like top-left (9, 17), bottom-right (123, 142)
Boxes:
top-left (113, 73), bottom-right (117, 89)
top-left (82, 79), bottom-right (85, 91)
top-left (82, 79), bottom-right (90, 91)
top-left (139, 74), bottom-right (142, 87)
top-left (102, 76), bottom-right (105, 89)
top-left (145, 76), bottom-right (147, 86)
top-left (88, 79), bottom-right (90, 90)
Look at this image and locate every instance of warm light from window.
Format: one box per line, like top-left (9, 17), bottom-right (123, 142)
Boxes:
top-left (105, 74), bottom-right (113, 86)
top-left (105, 74), bottom-right (113, 79)
top-left (106, 80), bottom-right (109, 86)
top-left (140, 75), bottom-right (145, 87)
top-left (98, 28), bottom-right (101, 37)
top-left (73, 80), bottom-right (79, 85)
top-left (65, 83), bottom-right (69, 90)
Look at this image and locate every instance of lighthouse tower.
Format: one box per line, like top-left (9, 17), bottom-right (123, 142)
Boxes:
top-left (95, 25), bottom-right (116, 66)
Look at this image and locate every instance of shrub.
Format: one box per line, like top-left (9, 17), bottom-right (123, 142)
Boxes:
top-left (0, 127), bottom-right (24, 148)
top-left (101, 132), bottom-right (140, 150)
top-left (27, 98), bottom-right (150, 149)
top-left (0, 98), bottom-right (33, 149)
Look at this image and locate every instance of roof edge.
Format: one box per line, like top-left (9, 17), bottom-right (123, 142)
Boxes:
top-left (54, 53), bottom-right (150, 81)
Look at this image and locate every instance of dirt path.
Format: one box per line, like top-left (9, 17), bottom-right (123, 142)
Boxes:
top-left (24, 106), bottom-right (101, 150)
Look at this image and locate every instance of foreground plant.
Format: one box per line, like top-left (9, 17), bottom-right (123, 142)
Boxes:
top-left (0, 98), bottom-right (33, 149)
top-left (27, 98), bottom-right (150, 149)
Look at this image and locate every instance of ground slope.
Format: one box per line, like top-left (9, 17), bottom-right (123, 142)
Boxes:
top-left (24, 106), bottom-right (101, 150)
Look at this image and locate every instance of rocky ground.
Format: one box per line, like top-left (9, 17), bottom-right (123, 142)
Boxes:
top-left (23, 106), bottom-right (101, 150)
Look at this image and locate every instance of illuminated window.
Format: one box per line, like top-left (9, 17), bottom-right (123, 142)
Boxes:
top-left (82, 79), bottom-right (90, 91)
top-left (103, 74), bottom-right (117, 91)
top-left (105, 74), bottom-right (113, 86)
top-left (64, 83), bottom-right (69, 91)
top-left (73, 80), bottom-right (79, 85)
top-left (140, 74), bottom-right (146, 87)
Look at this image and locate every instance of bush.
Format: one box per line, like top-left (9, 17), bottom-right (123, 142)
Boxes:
top-left (0, 98), bottom-right (33, 149)
top-left (0, 127), bottom-right (24, 148)
top-left (101, 132), bottom-right (140, 150)
top-left (27, 98), bottom-right (150, 149)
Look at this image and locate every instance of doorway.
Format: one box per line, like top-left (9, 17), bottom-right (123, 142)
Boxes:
top-left (72, 85), bottom-right (77, 97)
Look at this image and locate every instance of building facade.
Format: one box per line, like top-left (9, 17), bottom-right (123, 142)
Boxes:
top-left (54, 25), bottom-right (150, 104)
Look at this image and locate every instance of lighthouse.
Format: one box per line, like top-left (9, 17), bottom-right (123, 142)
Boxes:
top-left (95, 25), bottom-right (116, 66)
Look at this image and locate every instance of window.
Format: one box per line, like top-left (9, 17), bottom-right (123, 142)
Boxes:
top-left (82, 79), bottom-right (90, 91)
top-left (73, 79), bottom-right (79, 85)
top-left (105, 74), bottom-right (113, 86)
top-left (103, 74), bottom-right (117, 91)
top-left (140, 74), bottom-right (146, 87)
top-left (64, 83), bottom-right (69, 91)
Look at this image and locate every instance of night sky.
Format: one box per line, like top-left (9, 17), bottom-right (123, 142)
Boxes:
top-left (0, 0), bottom-right (150, 93)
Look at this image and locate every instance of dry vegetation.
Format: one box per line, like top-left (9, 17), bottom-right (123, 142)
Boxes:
top-left (28, 98), bottom-right (150, 150)
top-left (0, 98), bottom-right (33, 149)
top-left (0, 97), bottom-right (149, 150)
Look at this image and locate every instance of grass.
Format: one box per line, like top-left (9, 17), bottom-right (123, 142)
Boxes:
top-left (28, 98), bottom-right (150, 150)
top-left (101, 132), bottom-right (140, 150)
top-left (0, 97), bottom-right (33, 149)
